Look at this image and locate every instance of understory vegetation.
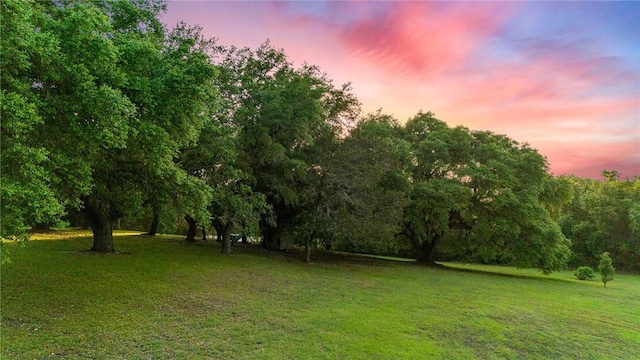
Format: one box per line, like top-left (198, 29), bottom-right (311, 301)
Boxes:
top-left (2, 232), bottom-right (639, 359)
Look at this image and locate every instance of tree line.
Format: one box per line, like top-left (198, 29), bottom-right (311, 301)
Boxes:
top-left (2, 0), bottom-right (637, 272)
top-left (559, 173), bottom-right (639, 272)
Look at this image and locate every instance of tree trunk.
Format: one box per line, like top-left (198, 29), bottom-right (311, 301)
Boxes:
top-left (212, 221), bottom-right (224, 242)
top-left (221, 224), bottom-right (233, 255)
top-left (185, 215), bottom-right (197, 242)
top-left (304, 231), bottom-right (314, 264)
top-left (91, 219), bottom-right (114, 253)
top-left (261, 208), bottom-right (289, 250)
top-left (261, 223), bottom-right (282, 250)
top-left (403, 225), bottom-right (425, 263)
top-left (145, 213), bottom-right (159, 236)
top-left (240, 221), bottom-right (248, 243)
top-left (419, 234), bottom-right (441, 265)
top-left (84, 205), bottom-right (116, 253)
top-left (202, 226), bottom-right (207, 241)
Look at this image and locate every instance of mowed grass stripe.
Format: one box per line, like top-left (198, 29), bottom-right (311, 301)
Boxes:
top-left (2, 231), bottom-right (639, 359)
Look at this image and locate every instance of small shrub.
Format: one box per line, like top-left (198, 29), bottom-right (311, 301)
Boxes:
top-left (573, 266), bottom-right (595, 280)
top-left (598, 252), bottom-right (615, 288)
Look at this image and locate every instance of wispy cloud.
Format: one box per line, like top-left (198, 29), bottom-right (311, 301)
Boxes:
top-left (338, 2), bottom-right (511, 77)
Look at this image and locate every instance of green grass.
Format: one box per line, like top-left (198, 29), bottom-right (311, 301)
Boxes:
top-left (2, 230), bottom-right (639, 359)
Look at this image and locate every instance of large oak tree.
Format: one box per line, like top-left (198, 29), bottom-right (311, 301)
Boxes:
top-left (1, 0), bottom-right (218, 252)
top-left (217, 42), bottom-right (360, 250)
top-left (300, 112), bottom-right (409, 261)
top-left (400, 112), bottom-right (570, 273)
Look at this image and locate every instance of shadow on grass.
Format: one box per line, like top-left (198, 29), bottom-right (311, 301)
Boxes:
top-left (229, 244), bottom-right (580, 285)
top-left (32, 229), bottom-right (585, 285)
top-left (438, 263), bottom-right (577, 284)
top-left (75, 249), bottom-right (132, 255)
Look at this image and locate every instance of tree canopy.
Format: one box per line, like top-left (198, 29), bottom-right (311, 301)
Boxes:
top-left (215, 42), bottom-right (361, 251)
top-left (392, 112), bottom-right (571, 273)
top-left (559, 173), bottom-right (640, 272)
top-left (1, 0), bottom-right (218, 252)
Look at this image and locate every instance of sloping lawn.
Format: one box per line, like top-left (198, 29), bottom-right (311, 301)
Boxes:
top-left (2, 231), bottom-right (639, 359)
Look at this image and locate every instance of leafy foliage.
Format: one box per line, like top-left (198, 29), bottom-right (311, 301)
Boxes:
top-left (304, 112), bottom-right (409, 258)
top-left (397, 112), bottom-right (570, 273)
top-left (559, 174), bottom-right (640, 272)
top-left (573, 266), bottom-right (595, 280)
top-left (216, 42), bottom-right (360, 250)
top-left (1, 0), bottom-right (66, 242)
top-left (598, 252), bottom-right (615, 287)
top-left (0, 0), bottom-right (218, 252)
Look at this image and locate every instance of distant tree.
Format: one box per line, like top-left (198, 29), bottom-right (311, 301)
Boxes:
top-left (179, 119), bottom-right (269, 253)
top-left (299, 112), bottom-right (409, 262)
top-left (212, 180), bottom-right (268, 255)
top-left (559, 177), bottom-right (600, 268)
top-left (560, 174), bottom-right (640, 272)
top-left (399, 112), bottom-right (570, 273)
top-left (400, 114), bottom-right (473, 264)
top-left (601, 170), bottom-right (620, 182)
top-left (598, 252), bottom-right (615, 288)
top-left (218, 42), bottom-right (360, 251)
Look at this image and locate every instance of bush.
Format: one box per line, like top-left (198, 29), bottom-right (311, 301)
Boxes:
top-left (573, 266), bottom-right (595, 280)
top-left (599, 252), bottom-right (615, 288)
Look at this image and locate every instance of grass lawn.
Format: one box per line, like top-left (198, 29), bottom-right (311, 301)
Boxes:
top-left (2, 230), bottom-right (639, 359)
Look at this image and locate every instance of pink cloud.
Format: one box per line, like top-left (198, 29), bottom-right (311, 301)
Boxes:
top-left (339, 2), bottom-right (511, 77)
top-left (541, 140), bottom-right (640, 178)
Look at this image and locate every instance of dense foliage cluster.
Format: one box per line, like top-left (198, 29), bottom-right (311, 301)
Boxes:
top-left (573, 266), bottom-right (595, 280)
top-left (598, 252), bottom-right (615, 287)
top-left (2, 0), bottom-right (218, 253)
top-left (2, 0), bottom-right (637, 273)
top-left (559, 173), bottom-right (640, 272)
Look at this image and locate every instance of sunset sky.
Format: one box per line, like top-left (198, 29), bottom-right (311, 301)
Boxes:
top-left (162, 1), bottom-right (640, 179)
